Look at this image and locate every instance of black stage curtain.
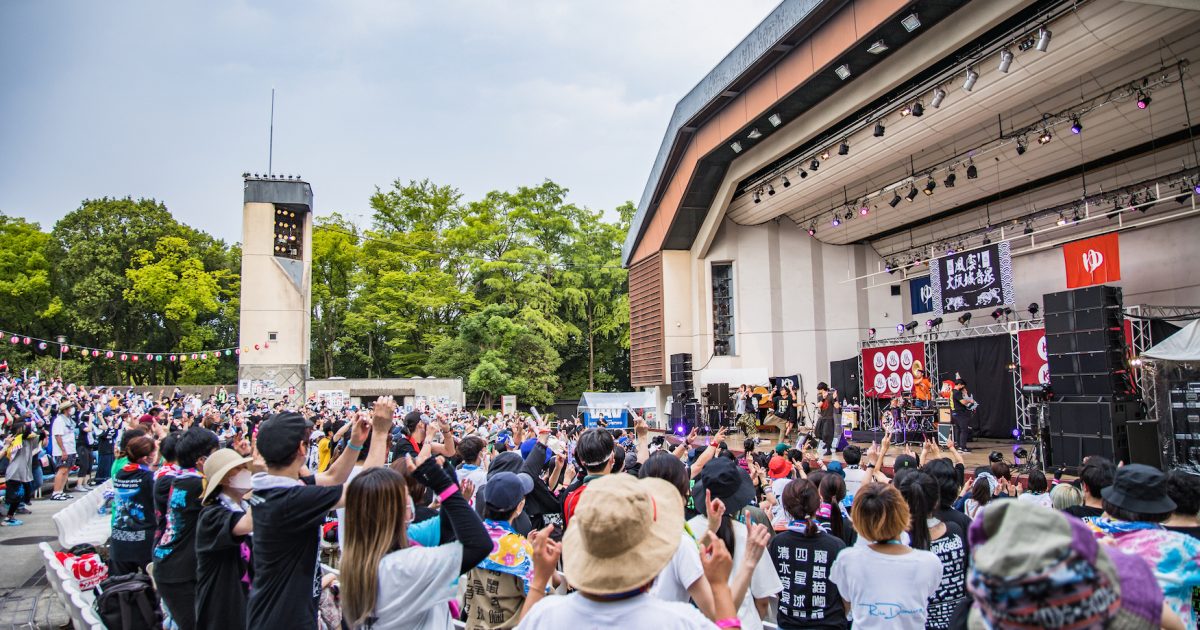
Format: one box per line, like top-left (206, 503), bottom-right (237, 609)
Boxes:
top-left (829, 357), bottom-right (859, 404)
top-left (1150, 320), bottom-right (1181, 346)
top-left (935, 336), bottom-right (1016, 439)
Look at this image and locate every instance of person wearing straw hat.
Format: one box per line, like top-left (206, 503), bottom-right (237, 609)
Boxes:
top-left (195, 448), bottom-right (255, 630)
top-left (520, 473), bottom-right (740, 629)
top-left (50, 398), bottom-right (78, 500)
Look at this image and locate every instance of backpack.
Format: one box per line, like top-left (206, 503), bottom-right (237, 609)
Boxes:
top-left (95, 573), bottom-right (163, 630)
top-left (562, 482), bottom-right (589, 528)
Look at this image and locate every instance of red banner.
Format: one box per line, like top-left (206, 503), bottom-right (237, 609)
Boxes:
top-left (862, 342), bottom-right (926, 398)
top-left (1063, 233), bottom-right (1121, 288)
top-left (1018, 328), bottom-right (1049, 386)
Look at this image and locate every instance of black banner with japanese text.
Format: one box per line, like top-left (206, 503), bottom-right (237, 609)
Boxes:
top-left (930, 242), bottom-right (1014, 315)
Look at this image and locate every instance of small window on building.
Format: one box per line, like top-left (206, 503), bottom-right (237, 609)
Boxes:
top-left (268, 331), bottom-right (278, 342)
top-left (712, 263), bottom-right (735, 356)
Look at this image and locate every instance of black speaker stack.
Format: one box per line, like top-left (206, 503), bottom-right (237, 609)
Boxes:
top-left (1042, 286), bottom-right (1156, 469)
top-left (705, 382), bottom-right (730, 430)
top-left (670, 353), bottom-right (699, 430)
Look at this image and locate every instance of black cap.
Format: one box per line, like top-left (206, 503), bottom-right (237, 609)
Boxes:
top-left (893, 454), bottom-right (920, 471)
top-left (256, 411), bottom-right (313, 463)
top-left (691, 457), bottom-right (755, 516)
top-left (1101, 463), bottom-right (1176, 515)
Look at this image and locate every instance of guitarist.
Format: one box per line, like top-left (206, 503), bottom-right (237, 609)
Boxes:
top-left (949, 379), bottom-right (976, 452)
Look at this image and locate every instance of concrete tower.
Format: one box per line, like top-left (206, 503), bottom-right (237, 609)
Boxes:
top-left (237, 175), bottom-right (313, 402)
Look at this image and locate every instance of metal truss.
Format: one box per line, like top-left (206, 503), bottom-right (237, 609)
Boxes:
top-left (1126, 304), bottom-right (1200, 426)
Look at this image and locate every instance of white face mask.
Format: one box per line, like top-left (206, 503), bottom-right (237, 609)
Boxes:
top-left (227, 470), bottom-right (253, 491)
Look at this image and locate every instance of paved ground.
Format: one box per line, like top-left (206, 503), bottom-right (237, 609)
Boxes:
top-left (0, 480), bottom-right (87, 629)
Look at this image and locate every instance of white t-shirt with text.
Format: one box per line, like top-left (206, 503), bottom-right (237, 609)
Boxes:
top-left (828, 545), bottom-right (942, 630)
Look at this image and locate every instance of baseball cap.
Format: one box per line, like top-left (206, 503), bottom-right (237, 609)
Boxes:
top-left (482, 471), bottom-right (533, 512)
top-left (255, 411), bottom-right (313, 463)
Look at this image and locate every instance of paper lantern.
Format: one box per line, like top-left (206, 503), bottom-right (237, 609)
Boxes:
top-left (105, 351), bottom-right (113, 359)
top-left (155, 355), bottom-right (162, 362)
top-left (131, 355), bottom-right (139, 362)
top-left (9, 336), bottom-right (18, 344)
top-left (234, 349), bottom-right (241, 355)
top-left (91, 350), bottom-right (99, 357)
top-left (145, 353), bottom-right (153, 361)
top-left (263, 342), bottom-right (270, 349)
top-left (181, 354), bottom-right (188, 362)
top-left (200, 353), bottom-right (207, 360)
top-left (120, 354), bottom-right (127, 361)
top-left (191, 353), bottom-right (198, 360)
top-left (38, 342), bottom-right (47, 350)
top-left (80, 348), bottom-right (88, 357)
top-left (225, 350), bottom-right (232, 356)
top-left (169, 355), bottom-right (177, 362)
top-left (61, 345), bottom-right (69, 353)
top-left (22, 337), bottom-right (30, 345)
top-left (254, 344), bottom-right (260, 351)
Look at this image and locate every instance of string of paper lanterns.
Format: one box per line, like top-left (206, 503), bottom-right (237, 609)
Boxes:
top-left (1, 329), bottom-right (269, 363)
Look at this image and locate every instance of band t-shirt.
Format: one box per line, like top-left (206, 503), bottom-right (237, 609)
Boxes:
top-left (248, 474), bottom-right (342, 630)
top-left (773, 395), bottom-right (796, 421)
top-left (110, 465), bottom-right (157, 565)
top-left (153, 473), bottom-right (205, 585)
top-left (829, 545), bottom-right (942, 630)
top-left (925, 522), bottom-right (969, 629)
top-left (769, 529), bottom-right (847, 628)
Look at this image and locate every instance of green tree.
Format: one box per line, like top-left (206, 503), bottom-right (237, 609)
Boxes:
top-left (311, 214), bottom-right (363, 378)
top-left (0, 214), bottom-right (58, 331)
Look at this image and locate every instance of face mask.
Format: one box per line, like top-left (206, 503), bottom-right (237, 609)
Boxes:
top-left (227, 470), bottom-right (253, 491)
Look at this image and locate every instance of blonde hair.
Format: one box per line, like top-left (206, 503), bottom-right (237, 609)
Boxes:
top-left (850, 482), bottom-right (911, 543)
top-left (1051, 483), bottom-right (1084, 511)
top-left (340, 467), bottom-right (409, 628)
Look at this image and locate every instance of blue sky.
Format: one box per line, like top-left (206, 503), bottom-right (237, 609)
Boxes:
top-left (0, 0), bottom-right (777, 243)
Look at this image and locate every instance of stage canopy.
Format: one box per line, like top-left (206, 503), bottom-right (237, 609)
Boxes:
top-left (696, 367), bottom-right (769, 386)
top-left (1143, 320), bottom-right (1200, 361)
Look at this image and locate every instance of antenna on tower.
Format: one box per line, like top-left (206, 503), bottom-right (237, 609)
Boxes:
top-left (268, 88), bottom-right (275, 177)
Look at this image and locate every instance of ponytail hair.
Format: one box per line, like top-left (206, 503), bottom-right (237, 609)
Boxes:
top-left (819, 474), bottom-right (847, 540)
top-left (781, 478), bottom-right (821, 537)
top-left (897, 471), bottom-right (938, 550)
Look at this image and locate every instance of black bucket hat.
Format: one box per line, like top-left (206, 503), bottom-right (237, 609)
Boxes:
top-left (1101, 463), bottom-right (1176, 515)
top-left (691, 457), bottom-right (756, 516)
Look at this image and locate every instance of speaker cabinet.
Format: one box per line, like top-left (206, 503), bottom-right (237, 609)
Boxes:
top-left (1126, 420), bottom-right (1162, 468)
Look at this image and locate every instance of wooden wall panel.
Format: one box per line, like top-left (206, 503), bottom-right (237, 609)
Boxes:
top-left (629, 252), bottom-right (665, 387)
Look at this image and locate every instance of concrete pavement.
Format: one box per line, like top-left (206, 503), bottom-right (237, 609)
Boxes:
top-left (0, 481), bottom-right (87, 629)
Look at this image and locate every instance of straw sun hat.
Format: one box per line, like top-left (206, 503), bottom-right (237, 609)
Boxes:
top-left (561, 474), bottom-right (683, 595)
top-left (201, 448), bottom-right (252, 502)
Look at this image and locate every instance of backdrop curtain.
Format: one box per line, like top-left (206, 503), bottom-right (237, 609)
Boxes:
top-left (934, 336), bottom-right (1016, 439)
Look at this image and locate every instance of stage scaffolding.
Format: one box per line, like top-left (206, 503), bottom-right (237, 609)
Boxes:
top-left (857, 318), bottom-right (1043, 433)
top-left (1126, 304), bottom-right (1200, 426)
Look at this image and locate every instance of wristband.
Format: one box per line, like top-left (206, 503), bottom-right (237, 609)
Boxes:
top-left (437, 483), bottom-right (459, 503)
top-left (347, 442), bottom-right (364, 451)
top-left (715, 619), bottom-right (742, 629)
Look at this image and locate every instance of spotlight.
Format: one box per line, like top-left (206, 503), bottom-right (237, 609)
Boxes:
top-left (241, 171), bottom-right (250, 178)
top-left (798, 167), bottom-right (808, 179)
top-left (835, 64), bottom-right (851, 80)
top-left (1035, 27), bottom-right (1051, 52)
top-left (926, 317), bottom-right (943, 329)
top-left (982, 234), bottom-right (991, 245)
top-left (845, 209), bottom-right (854, 221)
top-left (885, 261), bottom-right (895, 274)
top-left (904, 320), bottom-right (919, 332)
top-left (768, 113), bottom-right (782, 127)
top-left (930, 87), bottom-right (947, 108)
top-left (767, 184), bottom-right (775, 196)
top-left (1070, 117), bottom-right (1082, 134)
top-left (963, 67), bottom-right (979, 92)
top-left (1016, 138), bottom-right (1027, 155)
top-left (906, 187), bottom-right (919, 202)
top-left (810, 158), bottom-right (820, 171)
top-left (944, 172), bottom-right (956, 188)
top-left (1071, 209), bottom-right (1082, 223)
top-left (730, 141), bottom-right (743, 153)
top-left (958, 312), bottom-right (972, 326)
top-left (832, 215), bottom-right (841, 227)
top-left (1194, 182), bottom-right (1200, 195)
top-left (874, 121), bottom-right (886, 137)
top-left (1028, 302), bottom-right (1039, 316)
top-left (889, 192), bottom-right (902, 207)
top-left (901, 13), bottom-right (921, 32)
top-left (911, 101), bottom-right (924, 117)
top-left (896, 323), bottom-right (907, 334)
top-left (753, 191), bottom-right (761, 204)
top-left (747, 128), bottom-right (763, 139)
top-left (868, 40), bottom-right (889, 55)
top-left (1137, 91), bottom-right (1151, 109)
top-left (1056, 213), bottom-right (1069, 227)
top-left (1038, 128), bottom-right (1052, 144)
top-left (821, 150), bottom-right (831, 161)
top-left (966, 160), bottom-right (978, 179)
top-left (998, 48), bottom-right (1014, 73)
top-left (900, 104), bottom-right (912, 117)
top-left (1024, 222), bottom-right (1034, 235)
top-left (991, 308), bottom-right (1005, 320)
top-left (781, 175), bottom-right (790, 188)
top-left (859, 205), bottom-right (870, 216)
top-left (807, 223), bottom-right (816, 236)
top-left (838, 140), bottom-right (850, 156)
top-left (923, 178), bottom-right (936, 196)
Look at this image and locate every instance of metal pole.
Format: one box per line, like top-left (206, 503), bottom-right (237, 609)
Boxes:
top-left (268, 88), bottom-right (275, 176)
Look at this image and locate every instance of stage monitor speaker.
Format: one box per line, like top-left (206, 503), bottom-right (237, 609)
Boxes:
top-left (1048, 431), bottom-right (1129, 469)
top-left (1126, 420), bottom-right (1162, 468)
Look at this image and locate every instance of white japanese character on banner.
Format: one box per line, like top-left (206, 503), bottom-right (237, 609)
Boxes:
top-left (814, 549), bottom-right (828, 564)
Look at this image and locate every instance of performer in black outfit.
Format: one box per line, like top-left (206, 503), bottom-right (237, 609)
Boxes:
top-left (949, 379), bottom-right (975, 452)
top-left (813, 382), bottom-right (840, 455)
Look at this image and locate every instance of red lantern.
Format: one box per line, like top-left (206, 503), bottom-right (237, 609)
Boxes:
top-left (22, 337), bottom-right (30, 345)
top-left (145, 353), bottom-right (153, 361)
top-left (131, 355), bottom-right (139, 362)
top-left (91, 350), bottom-right (99, 357)
top-left (9, 336), bottom-right (18, 344)
top-left (38, 342), bottom-right (47, 350)
top-left (254, 343), bottom-right (260, 351)
top-left (120, 354), bottom-right (128, 361)
top-left (169, 355), bottom-right (177, 362)
top-left (191, 353), bottom-right (198, 360)
top-left (105, 351), bottom-right (113, 359)
top-left (62, 345), bottom-right (69, 353)
top-left (234, 348), bottom-right (241, 355)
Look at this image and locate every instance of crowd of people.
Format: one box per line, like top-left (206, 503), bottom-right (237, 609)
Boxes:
top-left (1, 371), bottom-right (1199, 629)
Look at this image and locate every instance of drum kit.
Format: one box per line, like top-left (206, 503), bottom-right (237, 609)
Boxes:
top-left (878, 391), bottom-right (943, 443)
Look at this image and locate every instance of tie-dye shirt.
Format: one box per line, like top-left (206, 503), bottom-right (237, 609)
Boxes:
top-left (1093, 517), bottom-right (1200, 628)
top-left (478, 519), bottom-right (535, 593)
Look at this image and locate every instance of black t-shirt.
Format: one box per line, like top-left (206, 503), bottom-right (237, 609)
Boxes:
top-left (926, 521), bottom-right (970, 629)
top-left (110, 466), bottom-right (157, 562)
top-left (153, 474), bottom-right (204, 584)
top-left (769, 530), bottom-right (847, 629)
top-left (196, 501), bottom-right (253, 630)
top-left (247, 477), bottom-right (342, 630)
top-left (936, 507), bottom-right (973, 554)
top-left (1165, 524), bottom-right (1200, 542)
top-left (153, 473), bottom-right (176, 541)
top-left (1065, 504), bottom-right (1105, 521)
top-left (773, 395), bottom-right (795, 421)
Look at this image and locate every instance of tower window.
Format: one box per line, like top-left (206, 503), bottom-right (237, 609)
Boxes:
top-left (712, 263), bottom-right (735, 356)
top-left (273, 205), bottom-right (304, 260)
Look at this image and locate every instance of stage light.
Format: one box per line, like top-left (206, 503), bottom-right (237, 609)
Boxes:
top-left (966, 160), bottom-right (978, 179)
top-left (868, 328), bottom-right (877, 339)
top-left (889, 192), bottom-right (902, 207)
top-left (730, 141), bottom-right (743, 153)
top-left (906, 187), bottom-right (919, 202)
top-left (807, 223), bottom-right (816, 236)
top-left (901, 13), bottom-right (920, 32)
top-left (767, 184), bottom-right (775, 196)
top-left (821, 150), bottom-right (831, 161)
top-left (885, 261), bottom-right (895, 274)
top-left (874, 121), bottom-right (886, 137)
top-left (868, 40), bottom-right (889, 55)
top-left (923, 178), bottom-right (936, 196)
top-left (1035, 27), bottom-right (1051, 52)
top-left (998, 48), bottom-right (1014, 73)
top-left (768, 113), bottom-right (782, 127)
top-left (859, 205), bottom-right (870, 216)
top-left (844, 209), bottom-right (854, 221)
top-left (904, 320), bottom-right (919, 332)
top-left (944, 172), bottom-right (956, 188)
top-left (1016, 138), bottom-right (1027, 155)
top-left (958, 312), bottom-right (972, 326)
top-left (930, 87), bottom-right (946, 109)
top-left (797, 167), bottom-right (807, 179)
top-left (991, 308), bottom-right (1005, 320)
top-left (747, 128), bottom-right (763, 139)
top-left (911, 101), bottom-right (924, 117)
top-left (900, 104), bottom-right (912, 117)
top-left (1028, 302), bottom-right (1039, 316)
top-left (832, 215), bottom-right (841, 227)
top-left (835, 64), bottom-right (851, 80)
top-left (982, 234), bottom-right (991, 245)
top-left (1056, 213), bottom-right (1069, 227)
top-left (753, 191), bottom-right (761, 204)
top-left (963, 67), bottom-right (979, 92)
top-left (946, 245), bottom-right (956, 255)
top-left (1038, 128), bottom-right (1052, 144)
top-left (1071, 209), bottom-right (1082, 223)
top-left (781, 175), bottom-right (790, 188)
top-left (241, 172), bottom-right (250, 178)
top-left (838, 140), bottom-right (850, 156)
top-left (896, 323), bottom-right (907, 334)
top-left (1070, 117), bottom-right (1082, 134)
top-left (1194, 182), bottom-right (1200, 195)
top-left (810, 158), bottom-right (820, 171)
top-left (1024, 222), bottom-right (1034, 235)
top-left (1137, 91), bottom-right (1151, 109)
top-left (927, 317), bottom-right (943, 329)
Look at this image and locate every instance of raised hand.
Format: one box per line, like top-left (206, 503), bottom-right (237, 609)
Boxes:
top-left (529, 526), bottom-right (562, 585)
top-left (461, 478), bottom-right (476, 503)
top-left (743, 523), bottom-right (771, 567)
top-left (705, 488), bottom-right (727, 533)
top-left (371, 396), bottom-right (396, 433)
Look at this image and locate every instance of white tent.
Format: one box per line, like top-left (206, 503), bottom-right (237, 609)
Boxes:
top-left (1142, 319), bottom-right (1200, 361)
